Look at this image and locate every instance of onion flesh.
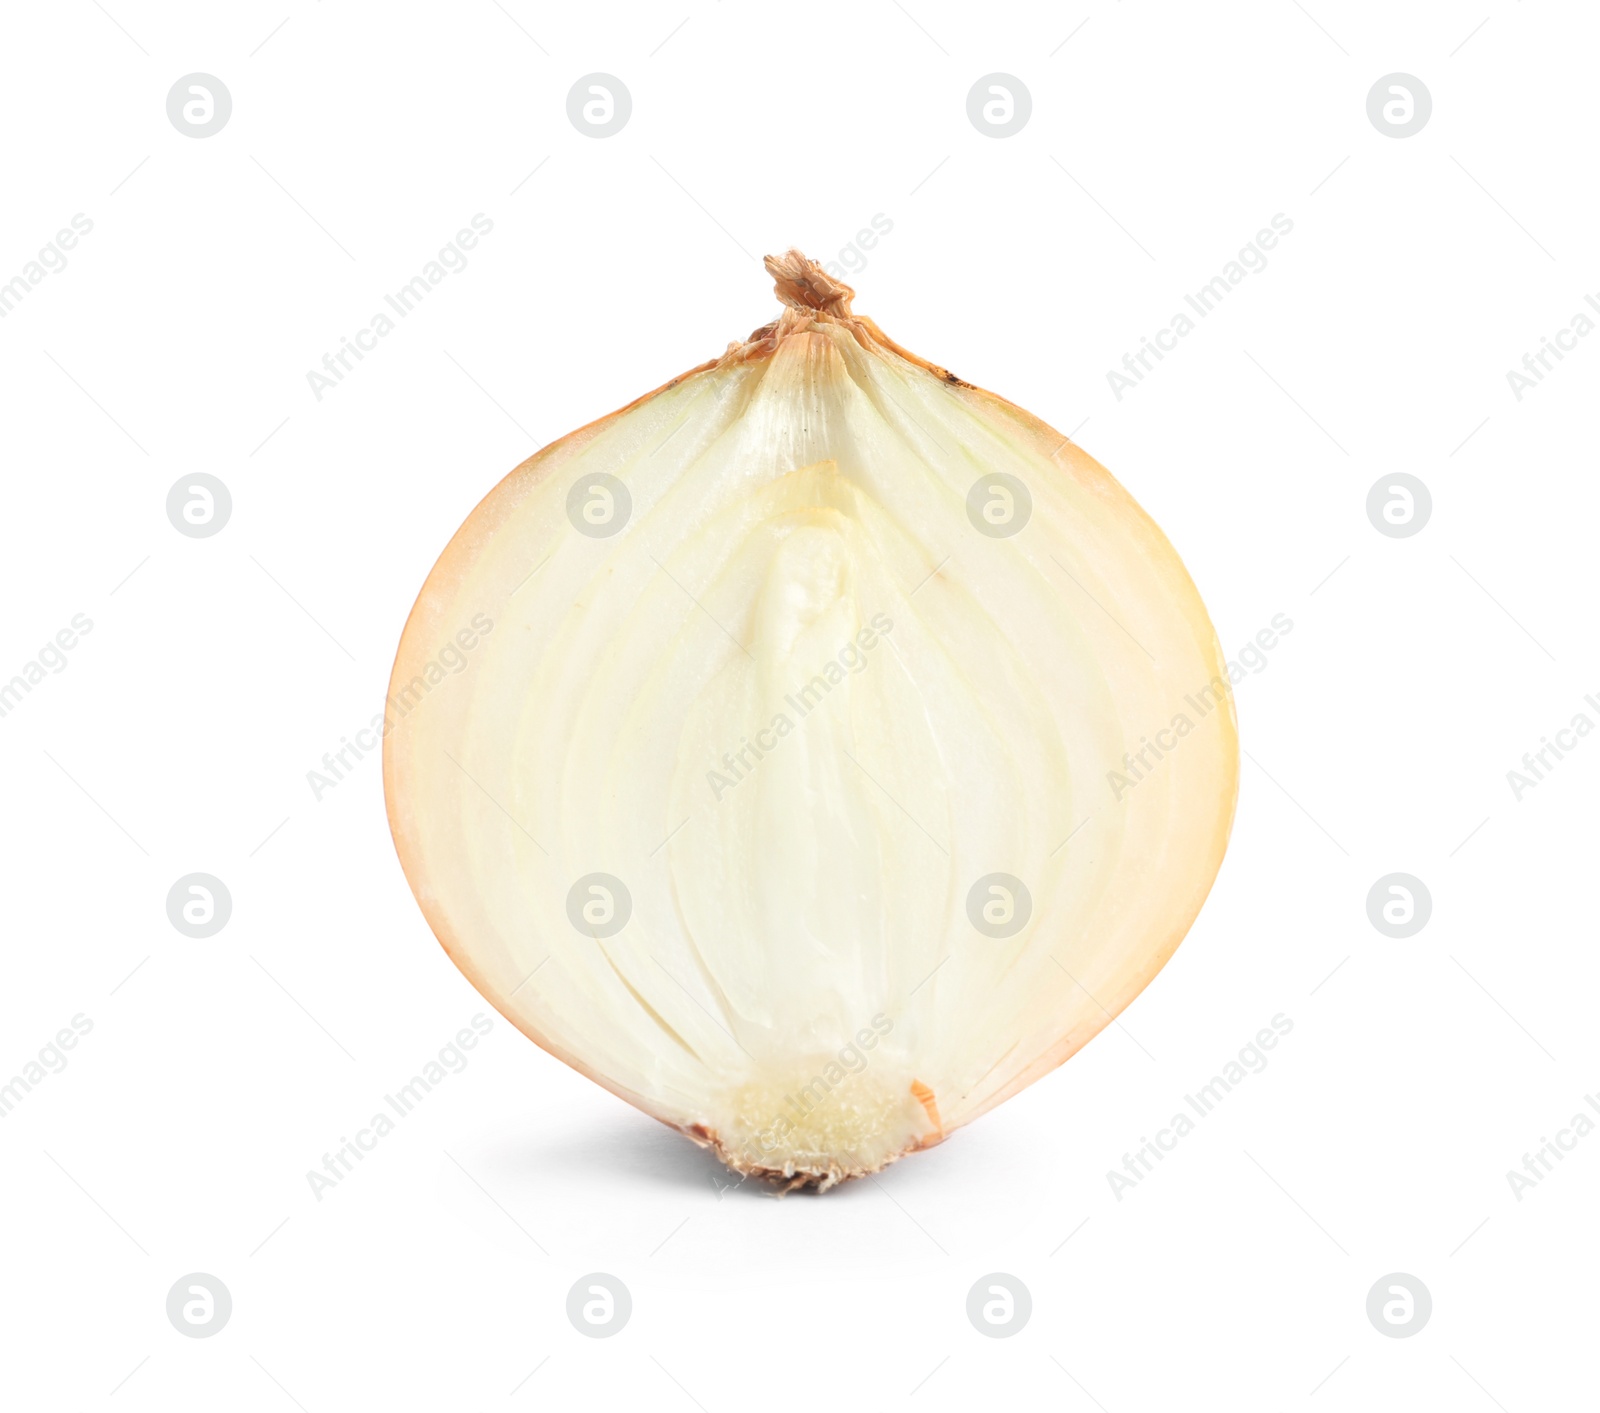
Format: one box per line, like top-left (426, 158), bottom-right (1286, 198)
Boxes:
top-left (384, 252), bottom-right (1238, 1190)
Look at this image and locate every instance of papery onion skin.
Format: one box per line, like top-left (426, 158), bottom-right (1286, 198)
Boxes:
top-left (384, 251), bottom-right (1239, 1192)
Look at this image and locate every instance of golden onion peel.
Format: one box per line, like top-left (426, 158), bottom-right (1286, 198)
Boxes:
top-left (384, 251), bottom-right (1238, 1190)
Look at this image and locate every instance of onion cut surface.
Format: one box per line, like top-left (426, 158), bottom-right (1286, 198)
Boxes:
top-left (385, 252), bottom-right (1238, 1190)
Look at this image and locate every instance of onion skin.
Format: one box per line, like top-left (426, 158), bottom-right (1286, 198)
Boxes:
top-left (384, 251), bottom-right (1238, 1190)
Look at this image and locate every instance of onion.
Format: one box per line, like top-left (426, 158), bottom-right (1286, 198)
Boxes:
top-left (384, 251), bottom-right (1238, 1191)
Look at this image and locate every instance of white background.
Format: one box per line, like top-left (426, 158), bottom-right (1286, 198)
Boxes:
top-left (2, 0), bottom-right (1596, 1407)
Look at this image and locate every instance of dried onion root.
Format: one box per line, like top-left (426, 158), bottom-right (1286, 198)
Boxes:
top-left (384, 251), bottom-right (1238, 1191)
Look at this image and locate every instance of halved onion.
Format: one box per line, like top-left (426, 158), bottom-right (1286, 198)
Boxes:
top-left (384, 251), bottom-right (1238, 1190)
